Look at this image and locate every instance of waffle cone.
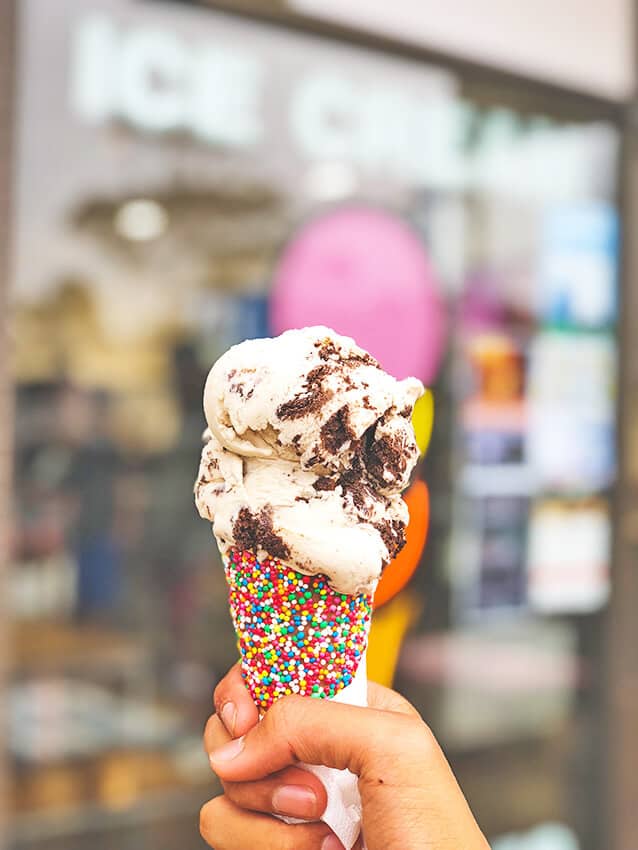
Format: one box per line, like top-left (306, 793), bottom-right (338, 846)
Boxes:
top-left (223, 548), bottom-right (372, 712)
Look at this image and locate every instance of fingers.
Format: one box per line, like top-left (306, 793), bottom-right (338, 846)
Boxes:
top-left (226, 767), bottom-right (328, 820)
top-left (200, 795), bottom-right (341, 850)
top-left (204, 712), bottom-right (230, 756)
top-left (212, 663), bottom-right (417, 740)
top-left (209, 695), bottom-right (424, 783)
top-left (366, 681), bottom-right (421, 718)
top-left (204, 713), bottom-right (328, 819)
top-left (213, 662), bottom-right (259, 738)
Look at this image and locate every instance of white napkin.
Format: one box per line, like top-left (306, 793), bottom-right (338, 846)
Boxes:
top-left (278, 654), bottom-right (368, 850)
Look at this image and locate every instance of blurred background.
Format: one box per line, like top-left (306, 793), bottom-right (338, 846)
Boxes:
top-left (1, 1), bottom-right (637, 849)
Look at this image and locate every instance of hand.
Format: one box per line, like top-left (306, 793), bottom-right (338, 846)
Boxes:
top-left (201, 663), bottom-right (490, 850)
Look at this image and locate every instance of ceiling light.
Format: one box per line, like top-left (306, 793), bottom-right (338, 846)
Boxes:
top-left (113, 199), bottom-right (168, 242)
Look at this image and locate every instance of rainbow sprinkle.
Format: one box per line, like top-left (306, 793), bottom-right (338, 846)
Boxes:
top-left (225, 548), bottom-right (372, 712)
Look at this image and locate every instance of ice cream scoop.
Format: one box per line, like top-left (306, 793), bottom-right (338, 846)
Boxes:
top-left (195, 326), bottom-right (423, 595)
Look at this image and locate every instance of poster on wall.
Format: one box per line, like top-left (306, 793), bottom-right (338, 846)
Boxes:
top-left (527, 497), bottom-right (611, 613)
top-left (526, 332), bottom-right (616, 493)
top-left (537, 203), bottom-right (618, 330)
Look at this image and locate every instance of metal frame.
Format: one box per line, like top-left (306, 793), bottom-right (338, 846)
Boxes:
top-left (184, 0), bottom-right (625, 121)
top-left (0, 1), bottom-right (16, 846)
top-left (606, 107), bottom-right (638, 850)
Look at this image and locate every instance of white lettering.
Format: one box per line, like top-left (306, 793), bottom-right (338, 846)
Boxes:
top-left (188, 48), bottom-right (262, 147)
top-left (291, 73), bottom-right (466, 187)
top-left (68, 14), bottom-right (617, 202)
top-left (116, 29), bottom-right (188, 132)
top-left (290, 73), bottom-right (359, 160)
top-left (69, 15), bottom-right (117, 122)
top-left (70, 14), bottom-right (263, 144)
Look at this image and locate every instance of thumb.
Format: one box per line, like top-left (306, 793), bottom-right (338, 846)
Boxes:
top-left (209, 694), bottom-right (425, 783)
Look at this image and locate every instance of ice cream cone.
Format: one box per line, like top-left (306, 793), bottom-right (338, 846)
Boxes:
top-left (195, 328), bottom-right (429, 850)
top-left (224, 547), bottom-right (372, 712)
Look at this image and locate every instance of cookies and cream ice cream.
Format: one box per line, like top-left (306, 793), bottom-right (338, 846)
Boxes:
top-left (194, 326), bottom-right (423, 596)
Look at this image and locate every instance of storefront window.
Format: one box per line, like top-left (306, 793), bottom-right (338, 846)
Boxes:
top-left (9, 2), bottom-right (619, 849)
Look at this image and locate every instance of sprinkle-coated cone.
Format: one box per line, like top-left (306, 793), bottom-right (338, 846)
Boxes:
top-left (225, 548), bottom-right (373, 712)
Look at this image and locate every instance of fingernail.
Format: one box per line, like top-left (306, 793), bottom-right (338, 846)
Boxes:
top-left (210, 736), bottom-right (244, 764)
top-left (321, 835), bottom-right (344, 850)
top-left (272, 785), bottom-right (318, 819)
top-left (220, 701), bottom-right (237, 736)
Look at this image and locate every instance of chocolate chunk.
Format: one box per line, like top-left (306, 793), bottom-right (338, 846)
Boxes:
top-left (366, 433), bottom-right (407, 486)
top-left (341, 481), bottom-right (370, 512)
top-left (308, 365), bottom-right (331, 384)
top-left (342, 351), bottom-right (381, 369)
top-left (375, 518), bottom-right (406, 562)
top-left (316, 339), bottom-right (338, 361)
top-left (321, 406), bottom-right (353, 454)
top-left (315, 337), bottom-right (380, 369)
top-left (400, 405), bottom-right (412, 418)
top-left (232, 506), bottom-right (290, 561)
top-left (276, 365), bottom-right (332, 420)
top-left (348, 435), bottom-right (363, 459)
top-left (339, 456), bottom-right (373, 512)
top-left (313, 476), bottom-right (337, 492)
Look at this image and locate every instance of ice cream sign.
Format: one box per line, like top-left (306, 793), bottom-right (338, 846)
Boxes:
top-left (69, 11), bottom-right (457, 179)
top-left (69, 11), bottom-right (618, 200)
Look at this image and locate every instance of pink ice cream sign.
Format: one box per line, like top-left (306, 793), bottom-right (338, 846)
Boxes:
top-left (270, 206), bottom-right (446, 383)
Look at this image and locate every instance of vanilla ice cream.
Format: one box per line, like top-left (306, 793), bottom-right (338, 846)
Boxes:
top-left (195, 326), bottom-right (423, 595)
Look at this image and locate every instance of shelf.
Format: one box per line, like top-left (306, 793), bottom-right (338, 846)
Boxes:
top-left (9, 621), bottom-right (150, 677)
top-left (10, 782), bottom-right (216, 845)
